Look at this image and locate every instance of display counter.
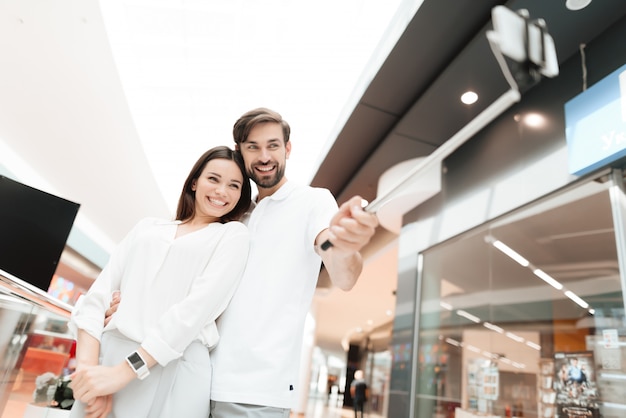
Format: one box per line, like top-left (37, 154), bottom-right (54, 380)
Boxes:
top-left (0, 269), bottom-right (74, 418)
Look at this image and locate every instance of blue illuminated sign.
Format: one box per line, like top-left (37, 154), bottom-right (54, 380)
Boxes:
top-left (565, 63), bottom-right (626, 176)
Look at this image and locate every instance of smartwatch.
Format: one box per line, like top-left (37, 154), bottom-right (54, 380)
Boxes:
top-left (126, 351), bottom-right (150, 380)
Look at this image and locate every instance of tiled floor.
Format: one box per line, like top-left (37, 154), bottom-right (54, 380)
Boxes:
top-left (3, 387), bottom-right (385, 418)
top-left (294, 395), bottom-right (384, 418)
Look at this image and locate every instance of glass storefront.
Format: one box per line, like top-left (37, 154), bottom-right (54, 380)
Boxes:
top-left (414, 171), bottom-right (626, 418)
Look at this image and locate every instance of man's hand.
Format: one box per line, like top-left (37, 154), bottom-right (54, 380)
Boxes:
top-left (317, 195), bottom-right (379, 291)
top-left (104, 291), bottom-right (121, 327)
top-left (325, 195), bottom-right (378, 254)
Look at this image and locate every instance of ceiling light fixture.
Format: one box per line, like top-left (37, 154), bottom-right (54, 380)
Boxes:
top-left (440, 301), bottom-right (453, 311)
top-left (461, 91), bottom-right (478, 105)
top-left (522, 112), bottom-right (546, 128)
top-left (505, 332), bottom-right (525, 343)
top-left (566, 0), bottom-right (592, 11)
top-left (483, 322), bottom-right (504, 333)
top-left (492, 239), bottom-right (530, 267)
top-left (532, 268), bottom-right (564, 290)
top-left (456, 309), bottom-right (481, 323)
top-left (490, 237), bottom-right (593, 312)
top-left (525, 341), bottom-right (541, 350)
top-left (564, 290), bottom-right (589, 309)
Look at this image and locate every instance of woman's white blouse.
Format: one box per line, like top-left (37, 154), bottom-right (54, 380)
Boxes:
top-left (69, 218), bottom-right (249, 366)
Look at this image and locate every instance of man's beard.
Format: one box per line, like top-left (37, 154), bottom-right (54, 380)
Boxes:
top-left (249, 164), bottom-right (285, 189)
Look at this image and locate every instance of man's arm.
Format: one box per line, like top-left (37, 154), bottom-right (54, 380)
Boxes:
top-left (316, 195), bottom-right (378, 291)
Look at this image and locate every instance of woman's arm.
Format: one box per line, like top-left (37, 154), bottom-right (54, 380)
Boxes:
top-left (71, 330), bottom-right (113, 417)
top-left (140, 224), bottom-right (249, 366)
top-left (74, 329), bottom-right (100, 370)
top-left (69, 221), bottom-right (147, 406)
top-left (74, 223), bottom-right (249, 402)
top-left (71, 339), bottom-right (157, 404)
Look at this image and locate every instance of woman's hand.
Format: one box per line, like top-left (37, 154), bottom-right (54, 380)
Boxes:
top-left (84, 394), bottom-right (113, 418)
top-left (71, 362), bottom-right (134, 404)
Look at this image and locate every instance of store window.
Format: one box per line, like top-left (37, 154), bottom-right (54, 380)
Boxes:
top-left (415, 176), bottom-right (626, 418)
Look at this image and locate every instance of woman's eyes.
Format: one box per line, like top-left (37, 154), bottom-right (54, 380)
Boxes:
top-left (207, 176), bottom-right (240, 190)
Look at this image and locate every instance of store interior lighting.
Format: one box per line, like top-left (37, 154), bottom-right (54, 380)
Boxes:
top-left (487, 236), bottom-right (595, 314)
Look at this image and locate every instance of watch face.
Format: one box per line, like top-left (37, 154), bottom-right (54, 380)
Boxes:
top-left (128, 352), bottom-right (145, 370)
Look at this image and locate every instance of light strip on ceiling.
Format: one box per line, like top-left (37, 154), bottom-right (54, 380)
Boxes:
top-left (564, 290), bottom-right (590, 309)
top-left (492, 240), bottom-right (530, 267)
top-left (489, 237), bottom-right (593, 313)
top-left (483, 322), bottom-right (504, 333)
top-left (456, 309), bottom-right (481, 323)
top-left (532, 268), bottom-right (564, 290)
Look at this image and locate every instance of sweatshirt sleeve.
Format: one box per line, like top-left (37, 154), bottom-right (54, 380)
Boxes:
top-left (141, 222), bottom-right (249, 365)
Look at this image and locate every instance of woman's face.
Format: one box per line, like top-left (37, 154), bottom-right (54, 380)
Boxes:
top-left (192, 158), bottom-right (243, 220)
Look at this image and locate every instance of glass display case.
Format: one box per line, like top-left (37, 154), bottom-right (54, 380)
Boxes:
top-left (0, 269), bottom-right (74, 418)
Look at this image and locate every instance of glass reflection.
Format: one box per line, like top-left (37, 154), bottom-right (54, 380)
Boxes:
top-left (415, 179), bottom-right (626, 418)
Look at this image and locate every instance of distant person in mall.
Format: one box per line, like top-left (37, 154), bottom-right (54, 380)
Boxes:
top-left (106, 107), bottom-right (379, 417)
top-left (68, 146), bottom-right (252, 418)
top-left (350, 369), bottom-right (368, 418)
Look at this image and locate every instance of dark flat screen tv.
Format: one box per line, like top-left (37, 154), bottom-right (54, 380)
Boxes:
top-left (0, 175), bottom-right (80, 292)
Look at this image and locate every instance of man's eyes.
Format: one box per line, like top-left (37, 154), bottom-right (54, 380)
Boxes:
top-left (244, 144), bottom-right (280, 150)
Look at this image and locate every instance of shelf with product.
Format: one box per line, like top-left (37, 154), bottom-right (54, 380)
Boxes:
top-left (537, 358), bottom-right (555, 418)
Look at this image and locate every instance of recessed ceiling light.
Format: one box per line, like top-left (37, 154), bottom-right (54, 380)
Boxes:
top-left (566, 0), bottom-right (592, 11)
top-left (523, 112), bottom-right (546, 128)
top-left (461, 91), bottom-right (478, 105)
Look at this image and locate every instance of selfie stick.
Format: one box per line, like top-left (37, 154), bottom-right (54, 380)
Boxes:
top-left (320, 6), bottom-right (558, 251)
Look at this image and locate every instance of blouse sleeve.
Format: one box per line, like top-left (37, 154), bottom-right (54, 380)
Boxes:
top-left (141, 222), bottom-right (250, 366)
top-left (68, 219), bottom-right (148, 341)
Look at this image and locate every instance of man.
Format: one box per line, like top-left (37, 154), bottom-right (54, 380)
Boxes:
top-left (209, 107), bottom-right (378, 417)
top-left (105, 107), bottom-right (378, 417)
top-left (350, 370), bottom-right (368, 418)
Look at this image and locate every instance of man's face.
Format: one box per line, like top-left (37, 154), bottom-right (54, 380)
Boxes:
top-left (238, 122), bottom-right (291, 190)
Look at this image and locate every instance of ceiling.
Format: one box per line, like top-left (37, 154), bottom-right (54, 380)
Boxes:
top-left (1, 0), bottom-right (626, 359)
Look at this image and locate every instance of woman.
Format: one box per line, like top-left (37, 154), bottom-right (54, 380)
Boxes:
top-left (68, 146), bottom-right (251, 418)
